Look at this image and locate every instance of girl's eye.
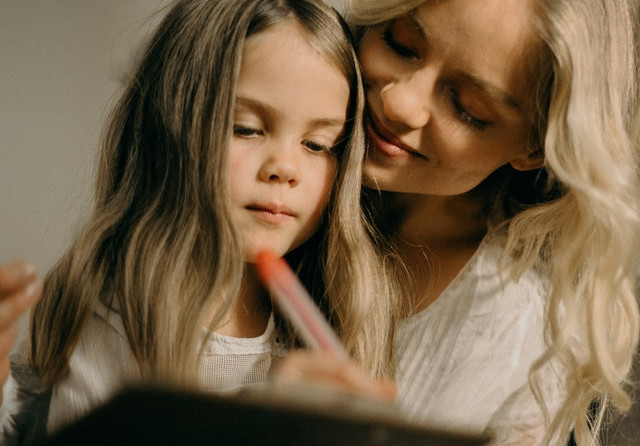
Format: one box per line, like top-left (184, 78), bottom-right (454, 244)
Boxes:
top-left (382, 27), bottom-right (419, 60)
top-left (233, 125), bottom-right (262, 137)
top-left (450, 91), bottom-right (489, 130)
top-left (302, 139), bottom-right (334, 154)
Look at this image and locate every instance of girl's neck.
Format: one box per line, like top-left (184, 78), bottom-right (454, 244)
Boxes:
top-left (209, 265), bottom-right (272, 338)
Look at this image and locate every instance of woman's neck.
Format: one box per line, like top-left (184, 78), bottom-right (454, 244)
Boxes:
top-left (208, 265), bottom-right (272, 338)
top-left (385, 192), bottom-right (488, 315)
top-left (387, 192), bottom-right (488, 247)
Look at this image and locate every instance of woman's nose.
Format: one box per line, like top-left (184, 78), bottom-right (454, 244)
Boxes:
top-left (379, 80), bottom-right (430, 129)
top-left (258, 144), bottom-right (299, 186)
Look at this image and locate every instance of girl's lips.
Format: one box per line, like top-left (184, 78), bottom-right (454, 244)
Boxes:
top-left (246, 204), bottom-right (294, 224)
top-left (366, 115), bottom-right (425, 159)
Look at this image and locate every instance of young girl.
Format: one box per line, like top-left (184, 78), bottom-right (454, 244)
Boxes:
top-left (0, 0), bottom-right (397, 442)
top-left (279, 0), bottom-right (640, 444)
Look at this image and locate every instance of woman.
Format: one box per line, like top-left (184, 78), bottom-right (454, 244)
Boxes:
top-left (279, 0), bottom-right (640, 444)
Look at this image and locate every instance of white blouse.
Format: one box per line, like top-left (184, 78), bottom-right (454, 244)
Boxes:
top-left (394, 232), bottom-right (566, 444)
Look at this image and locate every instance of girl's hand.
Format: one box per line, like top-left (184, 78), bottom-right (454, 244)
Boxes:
top-left (0, 261), bottom-right (42, 403)
top-left (271, 350), bottom-right (397, 403)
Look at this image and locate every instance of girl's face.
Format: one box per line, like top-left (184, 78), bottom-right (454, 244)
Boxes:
top-left (359, 0), bottom-right (544, 196)
top-left (229, 21), bottom-right (349, 262)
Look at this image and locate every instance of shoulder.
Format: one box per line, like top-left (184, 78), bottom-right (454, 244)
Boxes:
top-left (47, 302), bottom-right (138, 434)
top-left (62, 301), bottom-right (137, 386)
top-left (472, 230), bottom-right (549, 308)
top-left (1, 352), bottom-right (52, 445)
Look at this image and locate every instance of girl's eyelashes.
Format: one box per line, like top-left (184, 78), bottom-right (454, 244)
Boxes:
top-left (233, 125), bottom-right (262, 137)
top-left (450, 90), bottom-right (489, 130)
top-left (302, 139), bottom-right (335, 154)
top-left (382, 27), bottom-right (419, 60)
top-left (234, 123), bottom-right (338, 154)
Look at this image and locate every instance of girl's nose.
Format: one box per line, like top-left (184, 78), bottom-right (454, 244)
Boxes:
top-left (379, 80), bottom-right (430, 129)
top-left (258, 144), bottom-right (299, 186)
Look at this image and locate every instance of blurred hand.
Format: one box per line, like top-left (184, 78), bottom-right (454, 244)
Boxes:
top-left (0, 261), bottom-right (42, 404)
top-left (271, 350), bottom-right (397, 403)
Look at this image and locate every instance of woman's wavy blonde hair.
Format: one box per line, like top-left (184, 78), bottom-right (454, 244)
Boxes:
top-left (29, 0), bottom-right (399, 391)
top-left (348, 0), bottom-right (640, 444)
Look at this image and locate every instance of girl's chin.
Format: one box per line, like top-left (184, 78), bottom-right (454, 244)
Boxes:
top-left (244, 245), bottom-right (290, 264)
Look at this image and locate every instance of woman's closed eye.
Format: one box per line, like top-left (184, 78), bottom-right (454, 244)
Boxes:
top-left (450, 90), bottom-right (489, 131)
top-left (382, 28), bottom-right (420, 60)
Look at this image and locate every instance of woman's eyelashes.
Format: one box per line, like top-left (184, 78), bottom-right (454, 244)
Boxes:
top-left (450, 90), bottom-right (489, 131)
top-left (382, 27), bottom-right (420, 60)
top-left (379, 24), bottom-right (492, 132)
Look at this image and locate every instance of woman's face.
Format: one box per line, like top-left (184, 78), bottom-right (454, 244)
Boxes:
top-left (359, 0), bottom-right (544, 196)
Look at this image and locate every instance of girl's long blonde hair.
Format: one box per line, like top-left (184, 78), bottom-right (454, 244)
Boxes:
top-left (30, 0), bottom-right (398, 391)
top-left (348, 0), bottom-right (640, 444)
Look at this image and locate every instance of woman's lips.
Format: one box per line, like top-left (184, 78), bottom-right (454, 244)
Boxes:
top-left (366, 115), bottom-right (424, 159)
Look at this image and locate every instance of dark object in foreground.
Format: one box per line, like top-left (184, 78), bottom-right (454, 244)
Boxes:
top-left (42, 385), bottom-right (490, 446)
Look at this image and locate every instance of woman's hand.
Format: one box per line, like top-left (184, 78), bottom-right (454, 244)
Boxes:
top-left (0, 261), bottom-right (42, 403)
top-left (271, 350), bottom-right (397, 403)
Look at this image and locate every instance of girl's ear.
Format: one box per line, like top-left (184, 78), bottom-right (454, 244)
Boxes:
top-left (509, 148), bottom-right (544, 171)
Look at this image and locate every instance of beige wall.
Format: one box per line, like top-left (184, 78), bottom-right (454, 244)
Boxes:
top-left (1, 0), bottom-right (171, 272)
top-left (0, 1), bottom-right (171, 339)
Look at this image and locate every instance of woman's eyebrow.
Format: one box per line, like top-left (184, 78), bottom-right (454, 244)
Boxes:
top-left (458, 72), bottom-right (523, 111)
top-left (407, 9), bottom-right (428, 40)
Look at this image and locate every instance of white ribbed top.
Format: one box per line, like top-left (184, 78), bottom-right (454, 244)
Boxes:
top-left (42, 304), bottom-right (286, 435)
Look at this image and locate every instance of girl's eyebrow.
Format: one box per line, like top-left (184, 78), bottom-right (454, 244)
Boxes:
top-left (235, 96), bottom-right (278, 120)
top-left (235, 96), bottom-right (347, 128)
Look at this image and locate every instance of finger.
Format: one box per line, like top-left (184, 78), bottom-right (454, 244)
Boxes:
top-left (0, 324), bottom-right (18, 358)
top-left (0, 326), bottom-right (17, 407)
top-left (271, 350), bottom-right (331, 380)
top-left (0, 354), bottom-right (10, 403)
top-left (273, 351), bottom-right (397, 402)
top-left (0, 262), bottom-right (37, 295)
top-left (0, 280), bottom-right (42, 329)
top-left (318, 359), bottom-right (397, 401)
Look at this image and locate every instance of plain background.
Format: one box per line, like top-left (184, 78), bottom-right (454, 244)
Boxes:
top-left (1, 0), bottom-right (345, 333)
top-left (1, 0), bottom-right (172, 271)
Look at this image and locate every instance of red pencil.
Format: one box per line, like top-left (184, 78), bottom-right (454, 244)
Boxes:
top-left (256, 249), bottom-right (348, 358)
